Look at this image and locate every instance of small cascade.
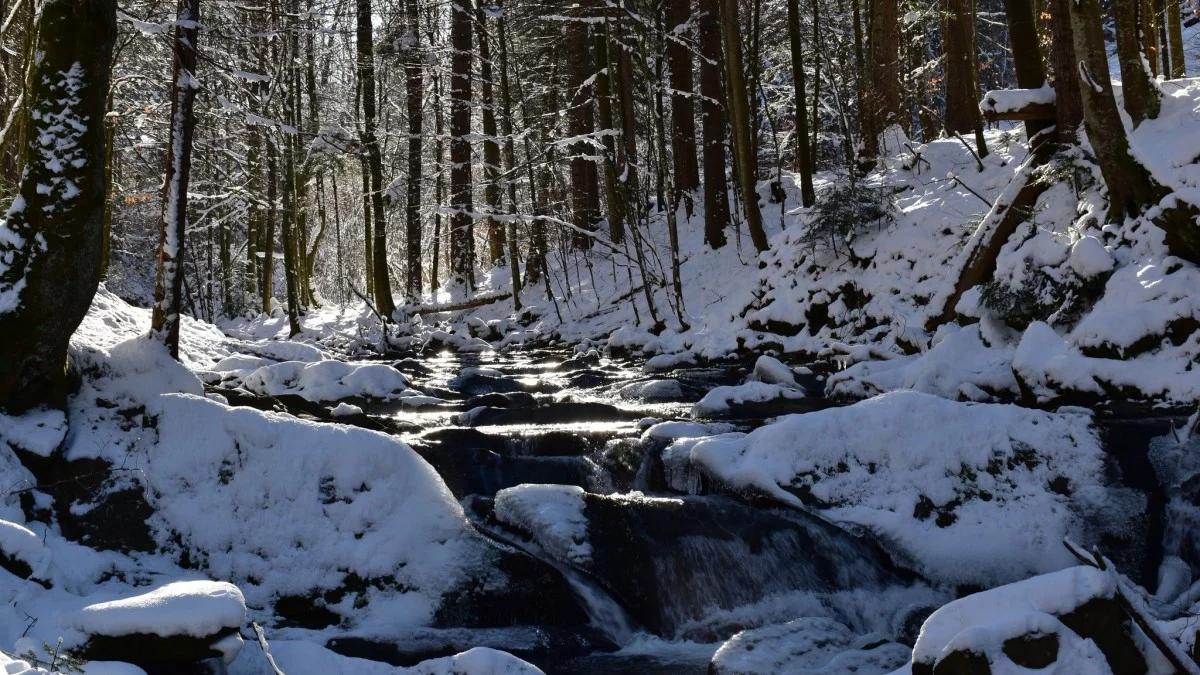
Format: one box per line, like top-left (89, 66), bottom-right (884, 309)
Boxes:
top-left (465, 502), bottom-right (640, 646)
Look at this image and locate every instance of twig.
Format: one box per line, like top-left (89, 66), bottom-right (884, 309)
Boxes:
top-left (1063, 537), bottom-right (1200, 675)
top-left (948, 173), bottom-right (994, 209)
top-left (251, 623), bottom-right (286, 675)
top-left (952, 132), bottom-right (986, 172)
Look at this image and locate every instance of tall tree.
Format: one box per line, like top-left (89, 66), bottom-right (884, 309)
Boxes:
top-left (357, 0), bottom-right (397, 317)
top-left (1114, 0), bottom-right (1160, 125)
top-left (0, 0), bottom-right (117, 410)
top-left (566, 1), bottom-right (602, 249)
top-left (1050, 0), bottom-right (1083, 144)
top-left (666, 0), bottom-right (700, 195)
top-left (720, 0), bottom-right (768, 251)
top-left (698, 0), bottom-right (731, 248)
top-left (449, 0), bottom-right (476, 288)
top-left (475, 6), bottom-right (505, 265)
top-left (402, 0), bottom-right (424, 297)
top-left (941, 0), bottom-right (976, 135)
top-left (151, 0), bottom-right (202, 358)
top-left (1002, 0), bottom-right (1052, 141)
top-left (1166, 0), bottom-right (1185, 78)
top-left (787, 0), bottom-right (815, 205)
top-left (859, 0), bottom-right (901, 168)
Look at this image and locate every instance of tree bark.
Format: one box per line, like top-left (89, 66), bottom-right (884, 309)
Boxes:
top-left (860, 0), bottom-right (901, 168)
top-left (787, 0), bottom-right (815, 205)
top-left (403, 0), bottom-right (424, 298)
top-left (496, 0), bottom-right (522, 309)
top-left (0, 0), bottom-right (117, 411)
top-left (1114, 0), bottom-right (1160, 125)
top-left (1166, 0), bottom-right (1185, 77)
top-left (666, 0), bottom-right (700, 194)
top-left (566, 1), bottom-right (602, 249)
top-left (475, 5), bottom-right (505, 266)
top-left (1002, 0), bottom-right (1053, 141)
top-left (450, 0), bottom-right (476, 289)
top-left (357, 0), bottom-right (397, 317)
top-left (942, 0), bottom-right (975, 135)
top-left (719, 0), bottom-right (768, 251)
top-left (698, 0), bottom-right (730, 249)
top-left (1050, 0), bottom-right (1083, 144)
top-left (151, 0), bottom-right (201, 358)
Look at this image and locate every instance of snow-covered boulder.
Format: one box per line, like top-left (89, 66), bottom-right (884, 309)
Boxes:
top-left (692, 382), bottom-right (807, 418)
top-left (494, 485), bottom-right (592, 566)
top-left (911, 566), bottom-right (1148, 675)
top-left (710, 617), bottom-right (909, 675)
top-left (143, 394), bottom-right (477, 626)
top-left (60, 580), bottom-right (246, 667)
top-left (749, 355), bottom-right (799, 388)
top-left (665, 391), bottom-right (1113, 587)
top-left (267, 641), bottom-right (544, 675)
top-left (242, 360), bottom-right (409, 402)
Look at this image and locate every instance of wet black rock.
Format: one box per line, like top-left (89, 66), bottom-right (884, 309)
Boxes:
top-left (461, 402), bottom-right (642, 428)
top-left (79, 629), bottom-right (239, 675)
top-left (411, 443), bottom-right (601, 498)
top-left (466, 392), bottom-right (539, 409)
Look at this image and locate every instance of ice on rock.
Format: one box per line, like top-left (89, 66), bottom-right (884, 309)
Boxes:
top-left (62, 580), bottom-right (246, 639)
top-left (494, 484), bottom-right (592, 567)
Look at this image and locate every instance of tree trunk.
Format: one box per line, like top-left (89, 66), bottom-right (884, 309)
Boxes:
top-left (1141, 0), bottom-right (1160, 77)
top-left (0, 0), bottom-right (117, 411)
top-left (264, 138), bottom-right (278, 314)
top-left (151, 0), bottom-right (201, 358)
top-left (942, 0), bottom-right (975, 134)
top-left (1071, 0), bottom-right (1163, 221)
top-left (1114, 0), bottom-right (1160, 125)
top-left (566, 2), bottom-right (602, 250)
top-left (860, 0), bottom-right (901, 168)
top-left (475, 6), bottom-right (505, 266)
top-left (357, 0), bottom-right (397, 317)
top-left (666, 0), bottom-right (700, 194)
top-left (787, 0), bottom-right (815, 205)
top-left (719, 0), bottom-right (768, 251)
top-left (496, 0), bottom-right (522, 309)
top-left (1050, 0), bottom-right (1083, 144)
top-left (403, 0), bottom-right (423, 298)
top-left (1002, 0), bottom-right (1052, 141)
top-left (1166, 0), bottom-right (1185, 77)
top-left (595, 4), bottom-right (629, 245)
top-left (698, 0), bottom-right (730, 249)
top-left (450, 0), bottom-right (476, 289)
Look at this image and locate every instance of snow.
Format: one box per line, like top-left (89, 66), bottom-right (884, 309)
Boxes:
top-left (692, 381), bottom-right (805, 418)
top-left (664, 391), bottom-right (1106, 586)
top-left (267, 642), bottom-right (544, 675)
top-left (749, 355), bottom-right (798, 388)
top-left (979, 85), bottom-right (1056, 114)
top-left (62, 580), bottom-right (245, 639)
top-left (711, 617), bottom-right (909, 675)
top-left (144, 393), bottom-right (478, 623)
top-left (243, 360), bottom-right (409, 402)
top-left (0, 408), bottom-right (66, 457)
top-left (330, 402), bottom-right (364, 417)
top-left (494, 484), bottom-right (592, 566)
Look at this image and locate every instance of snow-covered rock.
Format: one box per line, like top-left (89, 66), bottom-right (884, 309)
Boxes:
top-left (144, 393), bottom-right (478, 625)
top-left (711, 617), bottom-right (909, 675)
top-left (665, 391), bottom-right (1107, 586)
top-left (267, 642), bottom-right (544, 675)
top-left (494, 484), bottom-right (591, 566)
top-left (63, 580), bottom-right (246, 640)
top-left (692, 382), bottom-right (806, 418)
top-left (243, 360), bottom-right (409, 402)
top-left (749, 355), bottom-right (799, 388)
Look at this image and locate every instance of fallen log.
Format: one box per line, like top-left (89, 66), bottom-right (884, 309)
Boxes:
top-left (401, 292), bottom-right (513, 316)
top-left (927, 140), bottom-right (1057, 331)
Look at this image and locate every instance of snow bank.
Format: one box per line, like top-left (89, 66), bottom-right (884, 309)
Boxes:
top-left (494, 484), bottom-right (592, 566)
top-left (665, 391), bottom-right (1105, 586)
top-left (692, 382), bottom-right (805, 418)
top-left (243, 360), bottom-right (409, 402)
top-left (144, 394), bottom-right (477, 623)
top-left (828, 323), bottom-right (1018, 401)
top-left (74, 286), bottom-right (230, 371)
top-left (62, 580), bottom-right (245, 639)
top-left (979, 85), bottom-right (1055, 114)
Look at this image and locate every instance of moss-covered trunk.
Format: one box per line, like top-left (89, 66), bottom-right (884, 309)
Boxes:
top-left (0, 0), bottom-right (117, 411)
